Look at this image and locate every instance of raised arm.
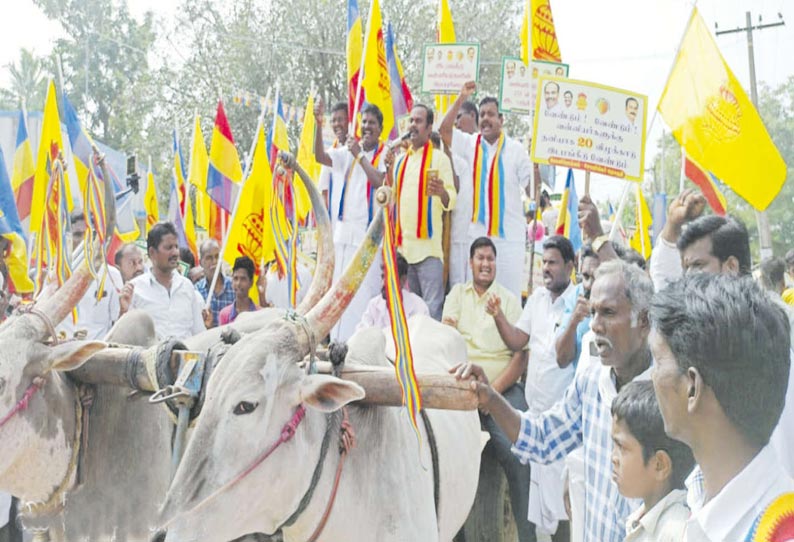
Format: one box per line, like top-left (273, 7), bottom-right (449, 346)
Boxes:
top-left (486, 293), bottom-right (529, 351)
top-left (439, 81), bottom-right (477, 149)
top-left (313, 97), bottom-right (332, 167)
top-left (555, 295), bottom-right (589, 368)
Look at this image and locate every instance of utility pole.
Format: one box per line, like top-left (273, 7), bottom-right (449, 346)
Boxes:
top-left (716, 11), bottom-right (785, 260)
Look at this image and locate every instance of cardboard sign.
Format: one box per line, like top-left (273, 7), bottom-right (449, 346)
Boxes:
top-left (531, 77), bottom-right (647, 182)
top-left (421, 43), bottom-right (480, 95)
top-left (499, 58), bottom-right (569, 115)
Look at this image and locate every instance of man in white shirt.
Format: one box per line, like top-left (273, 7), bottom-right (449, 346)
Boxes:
top-left (122, 222), bottom-right (206, 340)
top-left (313, 100), bottom-right (349, 218)
top-left (448, 101), bottom-right (478, 288)
top-left (543, 81), bottom-right (564, 115)
top-left (57, 264), bottom-right (123, 340)
top-left (649, 274), bottom-right (794, 542)
top-left (487, 235), bottom-right (578, 540)
top-left (313, 100), bottom-right (386, 342)
top-left (114, 243), bottom-right (145, 283)
top-left (440, 81), bottom-right (533, 297)
top-left (357, 253), bottom-right (428, 331)
top-left (648, 191), bottom-right (794, 477)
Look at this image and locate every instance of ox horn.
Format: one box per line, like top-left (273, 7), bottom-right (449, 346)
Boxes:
top-left (300, 185), bottom-right (389, 345)
top-left (22, 148), bottom-right (117, 340)
top-left (278, 152), bottom-right (334, 315)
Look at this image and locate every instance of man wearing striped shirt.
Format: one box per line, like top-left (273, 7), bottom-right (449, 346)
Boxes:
top-left (453, 260), bottom-right (652, 542)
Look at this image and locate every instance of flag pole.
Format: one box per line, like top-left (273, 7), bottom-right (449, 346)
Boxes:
top-left (608, 181), bottom-right (631, 243)
top-left (204, 93), bottom-right (270, 311)
top-left (350, 2), bottom-right (373, 135)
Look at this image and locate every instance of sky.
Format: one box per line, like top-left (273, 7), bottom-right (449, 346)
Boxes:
top-left (1, 0), bottom-right (792, 203)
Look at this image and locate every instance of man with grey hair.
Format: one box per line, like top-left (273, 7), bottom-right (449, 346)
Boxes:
top-left (452, 260), bottom-right (654, 542)
top-left (194, 238), bottom-right (235, 328)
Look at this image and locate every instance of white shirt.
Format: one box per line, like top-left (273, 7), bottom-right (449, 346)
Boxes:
top-left (57, 265), bottom-right (122, 340)
top-left (649, 233), bottom-right (683, 292)
top-left (265, 263), bottom-right (313, 310)
top-left (516, 282), bottom-right (577, 413)
top-left (624, 489), bottom-right (689, 542)
top-left (450, 153), bottom-right (473, 244)
top-left (450, 128), bottom-right (532, 243)
top-left (130, 270), bottom-right (206, 340)
top-left (356, 289), bottom-right (429, 331)
top-left (685, 445), bottom-right (794, 542)
top-left (326, 146), bottom-right (387, 247)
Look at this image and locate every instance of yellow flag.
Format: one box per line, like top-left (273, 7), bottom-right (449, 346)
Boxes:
top-left (223, 124), bottom-right (276, 268)
top-left (629, 184), bottom-right (652, 260)
top-left (523, 0), bottom-right (562, 63)
top-left (360, 0), bottom-right (394, 140)
top-left (31, 81), bottom-right (72, 234)
top-left (435, 0), bottom-right (456, 115)
top-left (658, 8), bottom-right (786, 211)
top-left (295, 92), bottom-right (320, 220)
top-left (144, 163), bottom-right (159, 235)
top-left (188, 115), bottom-right (211, 230)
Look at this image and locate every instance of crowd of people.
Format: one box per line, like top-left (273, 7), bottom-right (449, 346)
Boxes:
top-left (2, 80), bottom-right (793, 542)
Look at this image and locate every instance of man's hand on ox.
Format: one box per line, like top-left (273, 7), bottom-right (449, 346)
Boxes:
top-left (450, 362), bottom-right (523, 442)
top-left (450, 362), bottom-right (494, 412)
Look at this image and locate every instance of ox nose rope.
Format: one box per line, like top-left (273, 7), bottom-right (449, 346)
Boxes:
top-left (0, 376), bottom-right (46, 429)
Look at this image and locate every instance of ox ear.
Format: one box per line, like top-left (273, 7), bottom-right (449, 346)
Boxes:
top-left (46, 341), bottom-right (107, 373)
top-left (299, 374), bottom-right (365, 413)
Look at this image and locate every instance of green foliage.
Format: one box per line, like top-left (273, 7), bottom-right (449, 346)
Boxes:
top-left (0, 49), bottom-right (48, 110)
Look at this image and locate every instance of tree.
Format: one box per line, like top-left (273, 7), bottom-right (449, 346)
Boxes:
top-left (0, 48), bottom-right (49, 110)
top-left (32, 0), bottom-right (160, 157)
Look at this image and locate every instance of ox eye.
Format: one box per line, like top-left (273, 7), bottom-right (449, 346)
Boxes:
top-left (233, 401), bottom-right (259, 415)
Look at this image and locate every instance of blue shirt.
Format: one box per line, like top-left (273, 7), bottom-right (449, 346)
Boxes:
top-left (556, 283), bottom-right (591, 367)
top-left (511, 364), bottom-right (648, 542)
top-left (195, 275), bottom-right (235, 327)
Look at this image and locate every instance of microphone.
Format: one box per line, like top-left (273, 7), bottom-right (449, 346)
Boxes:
top-left (387, 132), bottom-right (411, 151)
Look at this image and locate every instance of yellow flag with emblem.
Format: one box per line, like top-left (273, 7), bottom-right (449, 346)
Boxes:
top-left (658, 8), bottom-right (786, 211)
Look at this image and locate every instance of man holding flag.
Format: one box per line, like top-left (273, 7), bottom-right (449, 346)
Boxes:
top-left (440, 81), bottom-right (533, 297)
top-left (313, 100), bottom-right (387, 341)
top-left (314, 100), bottom-right (349, 222)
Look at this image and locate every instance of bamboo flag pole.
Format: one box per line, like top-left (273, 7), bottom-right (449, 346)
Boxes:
top-left (204, 93), bottom-right (270, 311)
top-left (350, 2), bottom-right (373, 136)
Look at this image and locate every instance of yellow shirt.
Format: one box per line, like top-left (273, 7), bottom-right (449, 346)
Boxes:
top-left (396, 145), bottom-right (456, 264)
top-left (442, 280), bottom-right (524, 382)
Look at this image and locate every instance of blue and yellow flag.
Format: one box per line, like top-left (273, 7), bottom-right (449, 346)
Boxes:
top-left (0, 148), bottom-right (34, 294)
top-left (11, 111), bottom-right (35, 226)
top-left (554, 169), bottom-right (582, 252)
top-left (207, 101), bottom-right (243, 212)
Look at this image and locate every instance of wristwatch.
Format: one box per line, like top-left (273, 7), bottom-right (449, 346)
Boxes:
top-left (592, 234), bottom-right (610, 253)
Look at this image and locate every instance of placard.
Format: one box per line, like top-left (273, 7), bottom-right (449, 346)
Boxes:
top-left (530, 77), bottom-right (647, 182)
top-left (499, 58), bottom-right (569, 115)
top-left (421, 43), bottom-right (480, 95)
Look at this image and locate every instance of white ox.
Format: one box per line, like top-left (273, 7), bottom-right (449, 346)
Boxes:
top-left (0, 154), bottom-right (333, 541)
top-left (160, 208), bottom-right (481, 541)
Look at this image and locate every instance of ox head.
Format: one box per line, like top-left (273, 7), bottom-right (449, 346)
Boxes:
top-left (0, 149), bottom-right (115, 501)
top-left (160, 187), bottom-right (389, 541)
